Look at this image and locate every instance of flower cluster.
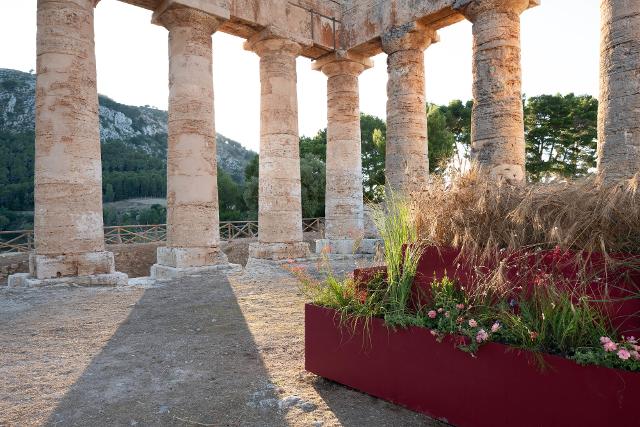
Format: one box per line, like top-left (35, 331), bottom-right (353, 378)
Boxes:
top-left (424, 302), bottom-right (503, 353)
top-left (600, 336), bottom-right (640, 361)
top-left (574, 336), bottom-right (640, 372)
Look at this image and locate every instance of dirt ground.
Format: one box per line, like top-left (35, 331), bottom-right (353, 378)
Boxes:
top-left (0, 257), bottom-right (443, 427)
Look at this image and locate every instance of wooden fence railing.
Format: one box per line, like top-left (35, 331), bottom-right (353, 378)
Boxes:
top-left (0, 218), bottom-right (325, 254)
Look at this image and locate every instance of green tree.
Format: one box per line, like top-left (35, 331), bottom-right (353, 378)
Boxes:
top-left (524, 94), bottom-right (598, 181)
top-left (360, 114), bottom-right (387, 201)
top-left (105, 184), bottom-right (115, 203)
top-left (137, 204), bottom-right (166, 224)
top-left (218, 167), bottom-right (247, 220)
top-left (440, 99), bottom-right (473, 150)
top-left (300, 129), bottom-right (327, 161)
top-left (300, 156), bottom-right (326, 217)
top-left (427, 104), bottom-right (457, 174)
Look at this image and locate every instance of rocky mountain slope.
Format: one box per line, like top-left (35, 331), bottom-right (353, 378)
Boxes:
top-left (0, 68), bottom-right (255, 182)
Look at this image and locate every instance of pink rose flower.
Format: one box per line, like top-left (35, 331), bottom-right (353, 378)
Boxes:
top-left (476, 329), bottom-right (489, 343)
top-left (626, 336), bottom-right (637, 344)
top-left (428, 310), bottom-right (437, 319)
top-left (618, 349), bottom-right (631, 360)
top-left (600, 336), bottom-right (612, 344)
top-left (444, 311), bottom-right (450, 318)
top-left (437, 308), bottom-right (444, 313)
top-left (468, 319), bottom-right (478, 328)
top-left (603, 341), bottom-right (618, 352)
top-left (491, 322), bottom-right (501, 333)
top-left (456, 303), bottom-right (465, 310)
top-left (631, 350), bottom-right (640, 360)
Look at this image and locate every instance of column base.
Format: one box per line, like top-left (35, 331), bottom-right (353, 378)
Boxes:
top-left (248, 242), bottom-right (310, 260)
top-left (29, 251), bottom-right (119, 280)
top-left (155, 246), bottom-right (228, 268)
top-left (8, 272), bottom-right (128, 288)
top-left (152, 246), bottom-right (239, 280)
top-left (150, 263), bottom-right (243, 281)
top-left (315, 239), bottom-right (382, 255)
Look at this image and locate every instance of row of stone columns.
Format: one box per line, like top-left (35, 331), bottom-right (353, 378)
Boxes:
top-left (16, 0), bottom-right (639, 285)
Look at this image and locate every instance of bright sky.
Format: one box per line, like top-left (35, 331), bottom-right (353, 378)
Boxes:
top-left (1, 0), bottom-right (599, 153)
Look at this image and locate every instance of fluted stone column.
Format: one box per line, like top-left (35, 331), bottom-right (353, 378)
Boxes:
top-left (151, 7), bottom-right (234, 278)
top-left (456, 0), bottom-right (532, 184)
top-left (244, 35), bottom-right (309, 260)
top-left (312, 53), bottom-right (379, 254)
top-left (598, 0), bottom-right (640, 182)
top-left (8, 0), bottom-right (127, 286)
top-left (382, 23), bottom-right (437, 198)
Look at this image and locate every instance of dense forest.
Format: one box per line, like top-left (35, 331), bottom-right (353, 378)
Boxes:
top-left (0, 93), bottom-right (599, 231)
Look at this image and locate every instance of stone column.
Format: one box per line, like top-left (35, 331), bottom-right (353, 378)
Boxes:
top-left (311, 53), bottom-right (378, 254)
top-left (9, 0), bottom-right (127, 286)
top-left (456, 0), bottom-right (532, 184)
top-left (598, 0), bottom-right (640, 182)
top-left (244, 34), bottom-right (309, 260)
top-left (151, 7), bottom-right (234, 279)
top-left (382, 23), bottom-right (437, 198)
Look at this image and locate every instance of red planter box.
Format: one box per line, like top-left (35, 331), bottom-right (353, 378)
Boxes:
top-left (305, 304), bottom-right (640, 427)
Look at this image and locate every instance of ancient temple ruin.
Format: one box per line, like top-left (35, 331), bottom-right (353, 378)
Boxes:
top-left (10, 0), bottom-right (640, 286)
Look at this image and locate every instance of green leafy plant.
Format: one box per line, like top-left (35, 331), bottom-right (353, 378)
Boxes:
top-left (371, 193), bottom-right (424, 325)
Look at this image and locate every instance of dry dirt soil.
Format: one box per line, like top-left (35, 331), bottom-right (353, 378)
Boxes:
top-left (0, 258), bottom-right (444, 427)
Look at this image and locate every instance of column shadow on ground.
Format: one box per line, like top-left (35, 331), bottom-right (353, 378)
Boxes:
top-left (45, 273), bottom-right (289, 427)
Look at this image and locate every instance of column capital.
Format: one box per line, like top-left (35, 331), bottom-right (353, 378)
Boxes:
top-left (381, 22), bottom-right (438, 55)
top-left (312, 51), bottom-right (373, 77)
top-left (153, 5), bottom-right (223, 34)
top-left (453, 0), bottom-right (538, 21)
top-left (244, 27), bottom-right (302, 58)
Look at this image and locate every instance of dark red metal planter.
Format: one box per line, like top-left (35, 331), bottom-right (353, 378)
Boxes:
top-left (305, 304), bottom-right (640, 427)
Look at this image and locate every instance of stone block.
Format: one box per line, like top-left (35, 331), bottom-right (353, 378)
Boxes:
top-left (150, 263), bottom-right (242, 281)
top-left (30, 251), bottom-right (116, 280)
top-left (248, 242), bottom-right (310, 260)
top-left (156, 246), bottom-right (228, 268)
top-left (8, 272), bottom-right (128, 287)
top-left (315, 239), bottom-right (382, 255)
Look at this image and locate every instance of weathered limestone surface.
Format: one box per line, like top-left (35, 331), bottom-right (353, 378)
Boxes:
top-left (598, 0), bottom-right (640, 181)
top-left (456, 0), bottom-right (530, 184)
top-left (245, 33), bottom-right (310, 260)
top-left (27, 0), bottom-right (119, 280)
top-left (315, 54), bottom-right (368, 240)
top-left (127, 0), bottom-right (341, 58)
top-left (382, 22), bottom-right (437, 197)
top-left (343, 0), bottom-right (463, 55)
top-left (153, 7), bottom-right (229, 271)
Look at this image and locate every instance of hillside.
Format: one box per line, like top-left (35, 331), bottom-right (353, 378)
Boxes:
top-left (0, 68), bottom-right (256, 183)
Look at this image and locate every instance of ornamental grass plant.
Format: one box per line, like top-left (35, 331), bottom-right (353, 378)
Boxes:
top-left (413, 168), bottom-right (640, 260)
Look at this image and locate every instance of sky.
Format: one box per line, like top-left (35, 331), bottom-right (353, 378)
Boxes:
top-left (0, 0), bottom-right (600, 153)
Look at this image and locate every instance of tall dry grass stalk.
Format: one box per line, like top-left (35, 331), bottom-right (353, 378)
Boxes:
top-left (413, 168), bottom-right (640, 260)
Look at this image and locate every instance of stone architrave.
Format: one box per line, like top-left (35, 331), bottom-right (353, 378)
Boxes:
top-left (597, 0), bottom-right (640, 182)
top-left (244, 32), bottom-right (310, 260)
top-left (9, 0), bottom-right (127, 287)
top-left (312, 52), bottom-right (379, 255)
top-left (150, 6), bottom-right (239, 279)
top-left (381, 22), bottom-right (438, 198)
top-left (455, 0), bottom-right (531, 184)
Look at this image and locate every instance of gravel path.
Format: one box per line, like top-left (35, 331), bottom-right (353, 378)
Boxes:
top-left (0, 258), bottom-right (442, 426)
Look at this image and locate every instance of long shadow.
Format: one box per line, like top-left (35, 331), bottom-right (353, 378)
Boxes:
top-left (46, 273), bottom-right (289, 427)
top-left (311, 379), bottom-right (439, 427)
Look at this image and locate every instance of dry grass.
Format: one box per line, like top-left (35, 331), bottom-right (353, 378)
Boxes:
top-left (413, 168), bottom-right (640, 260)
